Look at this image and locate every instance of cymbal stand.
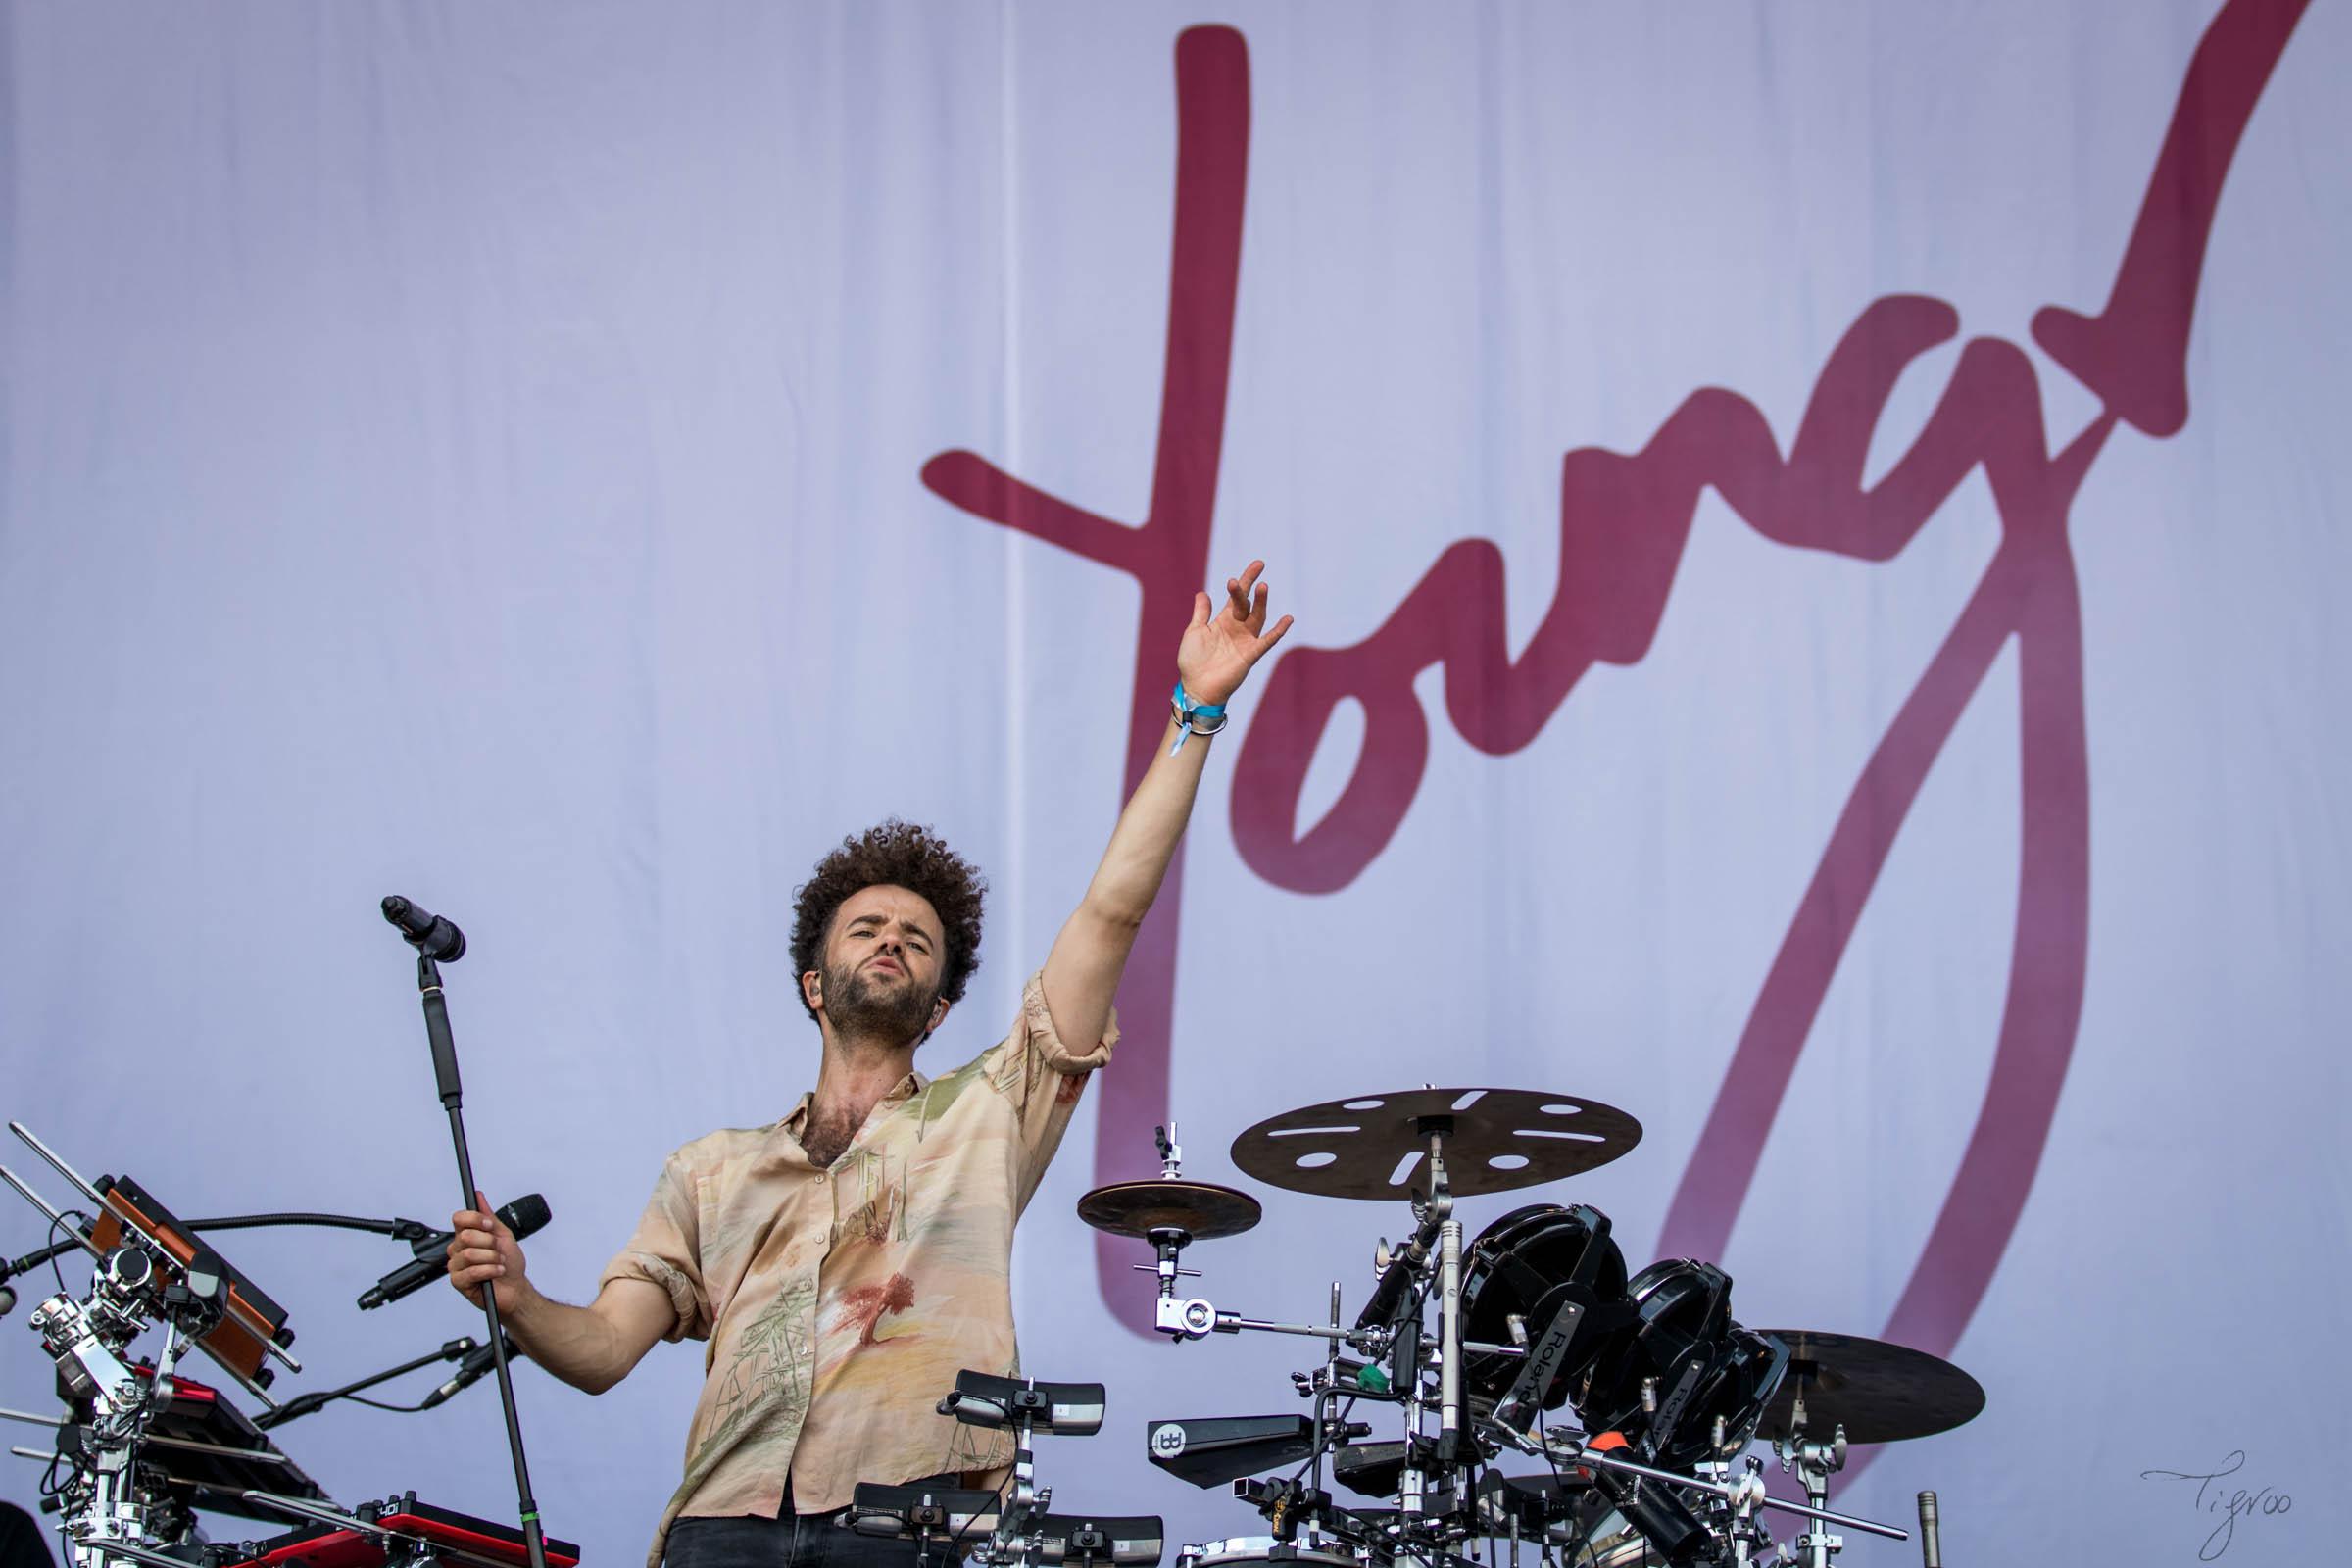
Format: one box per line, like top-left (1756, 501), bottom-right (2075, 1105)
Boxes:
top-left (1134, 1126), bottom-right (1212, 1340)
top-left (1305, 1281), bottom-right (1342, 1545)
top-left (1774, 1386), bottom-right (1849, 1568)
top-left (1437, 1139), bottom-right (1464, 1469)
top-left (1692, 1446), bottom-right (1773, 1568)
top-left (1399, 1128), bottom-right (1457, 1540)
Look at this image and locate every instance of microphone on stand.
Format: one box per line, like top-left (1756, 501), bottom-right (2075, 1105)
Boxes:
top-left (359, 1194), bottom-right (551, 1310)
top-left (421, 1334), bottom-right (525, 1410)
top-left (381, 896), bottom-right (467, 962)
top-left (1918, 1491), bottom-right (1942, 1567)
top-left (380, 894), bottom-right (550, 1568)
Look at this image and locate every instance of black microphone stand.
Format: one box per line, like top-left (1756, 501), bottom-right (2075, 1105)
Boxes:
top-left (255, 1337), bottom-right (480, 1429)
top-left (389, 903), bottom-right (551, 1568)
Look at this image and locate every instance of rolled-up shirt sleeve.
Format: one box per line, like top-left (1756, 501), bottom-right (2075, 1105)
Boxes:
top-left (992, 970), bottom-right (1116, 1212)
top-left (598, 1152), bottom-right (710, 1343)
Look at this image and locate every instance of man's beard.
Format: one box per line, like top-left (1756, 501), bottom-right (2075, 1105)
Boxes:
top-left (822, 958), bottom-right (940, 1048)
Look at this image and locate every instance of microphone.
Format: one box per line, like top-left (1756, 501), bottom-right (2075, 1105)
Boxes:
top-left (420, 1333), bottom-right (524, 1410)
top-left (0, 1220), bottom-right (95, 1297)
top-left (381, 895), bottom-right (467, 962)
top-left (255, 1337), bottom-right (479, 1429)
top-left (359, 1194), bottom-right (551, 1310)
top-left (1918, 1491), bottom-right (1941, 1568)
top-left (1354, 1205), bottom-right (1445, 1331)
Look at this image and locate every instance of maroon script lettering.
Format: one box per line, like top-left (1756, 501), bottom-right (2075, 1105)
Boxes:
top-left (922, 0), bottom-right (2312, 1377)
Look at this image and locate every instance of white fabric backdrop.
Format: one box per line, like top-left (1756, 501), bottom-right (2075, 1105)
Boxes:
top-left (2, 2), bottom-right (2345, 1563)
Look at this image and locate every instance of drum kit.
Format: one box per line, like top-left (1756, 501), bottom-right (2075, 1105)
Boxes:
top-left (0, 1076), bottom-right (1984, 1568)
top-left (1067, 1087), bottom-right (1985, 1568)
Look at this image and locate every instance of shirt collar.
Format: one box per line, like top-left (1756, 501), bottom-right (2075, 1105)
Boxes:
top-left (778, 1067), bottom-right (930, 1132)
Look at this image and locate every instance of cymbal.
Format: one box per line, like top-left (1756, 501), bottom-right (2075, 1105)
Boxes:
top-left (1076, 1178), bottom-right (1262, 1241)
top-left (1752, 1330), bottom-right (1985, 1445)
top-left (1230, 1088), bottom-right (1642, 1200)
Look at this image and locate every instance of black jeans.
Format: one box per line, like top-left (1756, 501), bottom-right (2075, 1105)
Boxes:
top-left (665, 1477), bottom-right (966, 1568)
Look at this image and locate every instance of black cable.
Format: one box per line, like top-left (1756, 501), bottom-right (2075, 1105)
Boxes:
top-left (1269, 1391), bottom-right (1361, 1554)
top-left (44, 1208), bottom-right (88, 1297)
top-left (933, 1473), bottom-right (1009, 1568)
top-left (32, 1214), bottom-right (87, 1511)
top-left (6, 1208), bottom-right (434, 1288)
top-left (338, 1392), bottom-right (437, 1416)
top-left (1284, 1394), bottom-right (1360, 1487)
top-left (37, 1204), bottom-right (107, 1512)
top-left (182, 1211), bottom-right (433, 1242)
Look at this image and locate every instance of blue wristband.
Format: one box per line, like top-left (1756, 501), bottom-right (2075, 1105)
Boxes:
top-left (1169, 679), bottom-right (1230, 754)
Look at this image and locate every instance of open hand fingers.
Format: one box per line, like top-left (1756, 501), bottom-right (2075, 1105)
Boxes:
top-left (1225, 560), bottom-right (1264, 614)
top-left (1255, 612), bottom-right (1295, 654)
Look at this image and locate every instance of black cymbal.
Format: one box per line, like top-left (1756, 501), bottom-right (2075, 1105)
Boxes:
top-left (1752, 1330), bottom-right (1986, 1445)
top-left (1076, 1178), bottom-right (1261, 1241)
top-left (1230, 1088), bottom-right (1642, 1200)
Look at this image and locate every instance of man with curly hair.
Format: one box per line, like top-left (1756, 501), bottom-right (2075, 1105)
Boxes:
top-left (446, 563), bottom-right (1293, 1567)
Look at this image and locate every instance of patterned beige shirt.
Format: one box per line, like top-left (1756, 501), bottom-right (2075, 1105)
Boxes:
top-left (600, 972), bottom-right (1113, 1566)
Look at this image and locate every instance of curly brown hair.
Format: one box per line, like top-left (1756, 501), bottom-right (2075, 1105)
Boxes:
top-left (790, 820), bottom-right (987, 1019)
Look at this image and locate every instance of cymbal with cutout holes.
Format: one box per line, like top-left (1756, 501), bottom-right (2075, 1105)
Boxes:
top-left (1230, 1088), bottom-right (1642, 1200)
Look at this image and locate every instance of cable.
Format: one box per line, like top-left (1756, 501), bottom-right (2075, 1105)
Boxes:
top-left (1284, 1395), bottom-right (1360, 1487)
top-left (45, 1209), bottom-right (89, 1297)
top-left (28, 1212), bottom-right (93, 1511)
top-left (339, 1392), bottom-right (437, 1416)
top-left (954, 1477), bottom-right (1010, 1551)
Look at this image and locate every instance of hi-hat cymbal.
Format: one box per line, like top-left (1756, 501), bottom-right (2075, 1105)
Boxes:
top-left (1076, 1178), bottom-right (1262, 1241)
top-left (1752, 1331), bottom-right (1985, 1446)
top-left (1230, 1088), bottom-right (1642, 1200)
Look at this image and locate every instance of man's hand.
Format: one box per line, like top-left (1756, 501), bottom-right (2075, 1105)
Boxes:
top-left (1176, 560), bottom-right (1294, 706)
top-left (442, 1194), bottom-right (674, 1396)
top-left (448, 1191), bottom-right (536, 1314)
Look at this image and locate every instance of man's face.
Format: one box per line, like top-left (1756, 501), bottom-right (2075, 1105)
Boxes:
top-left (810, 883), bottom-right (949, 1046)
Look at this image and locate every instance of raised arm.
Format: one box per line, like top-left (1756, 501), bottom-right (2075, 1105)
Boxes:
top-left (1040, 561), bottom-right (1292, 1052)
